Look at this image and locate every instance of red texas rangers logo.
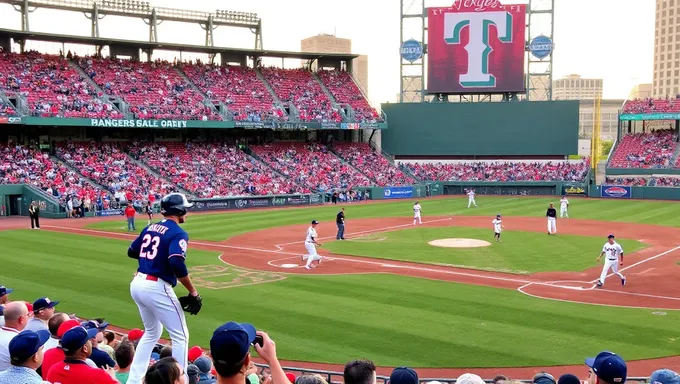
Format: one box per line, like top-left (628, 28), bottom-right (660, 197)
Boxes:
top-left (604, 187), bottom-right (628, 198)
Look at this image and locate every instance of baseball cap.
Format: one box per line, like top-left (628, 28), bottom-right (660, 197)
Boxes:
top-left (210, 322), bottom-right (257, 368)
top-left (194, 356), bottom-right (212, 374)
top-left (187, 364), bottom-right (201, 384)
top-left (33, 297), bottom-right (59, 312)
top-left (0, 286), bottom-right (13, 297)
top-left (286, 372), bottom-right (296, 383)
top-left (81, 319), bottom-right (108, 332)
top-left (311, 220), bottom-right (319, 224)
top-left (188, 345), bottom-right (204, 362)
top-left (61, 326), bottom-right (98, 353)
top-left (128, 328), bottom-right (144, 341)
top-left (57, 319), bottom-right (81, 338)
top-left (8, 329), bottom-right (50, 362)
top-left (585, 351), bottom-right (627, 383)
top-left (456, 374), bottom-right (485, 384)
top-left (24, 302), bottom-right (33, 313)
top-left (389, 367), bottom-right (419, 384)
top-left (533, 373), bottom-right (556, 384)
top-left (558, 374), bottom-right (581, 384)
top-left (650, 369), bottom-right (680, 384)
top-left (608, 234), bottom-right (616, 239)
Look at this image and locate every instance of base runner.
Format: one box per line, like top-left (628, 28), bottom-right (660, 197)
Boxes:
top-left (413, 201), bottom-right (422, 225)
top-left (302, 220), bottom-right (322, 270)
top-left (492, 214), bottom-right (504, 242)
top-left (596, 234), bottom-right (626, 287)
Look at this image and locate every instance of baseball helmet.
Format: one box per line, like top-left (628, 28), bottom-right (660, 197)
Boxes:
top-left (160, 193), bottom-right (193, 217)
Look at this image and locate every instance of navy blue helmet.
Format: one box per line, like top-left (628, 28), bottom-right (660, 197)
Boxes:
top-left (160, 193), bottom-right (193, 217)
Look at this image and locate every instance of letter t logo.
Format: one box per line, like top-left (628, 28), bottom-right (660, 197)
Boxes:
top-left (444, 11), bottom-right (513, 87)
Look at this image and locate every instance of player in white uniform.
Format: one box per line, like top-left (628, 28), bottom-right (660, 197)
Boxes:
top-left (302, 220), bottom-right (322, 270)
top-left (559, 196), bottom-right (570, 218)
top-left (467, 189), bottom-right (477, 208)
top-left (413, 201), bottom-right (422, 225)
top-left (596, 234), bottom-right (626, 287)
top-left (492, 214), bottom-right (504, 242)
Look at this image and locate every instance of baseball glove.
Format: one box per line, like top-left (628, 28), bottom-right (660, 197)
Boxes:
top-left (178, 294), bottom-right (203, 315)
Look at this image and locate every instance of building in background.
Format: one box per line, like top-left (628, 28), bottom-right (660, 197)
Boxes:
top-left (553, 74), bottom-right (603, 100)
top-left (578, 99), bottom-right (625, 141)
top-left (653, 0), bottom-right (680, 98)
top-left (629, 83), bottom-right (653, 99)
top-left (300, 34), bottom-right (368, 94)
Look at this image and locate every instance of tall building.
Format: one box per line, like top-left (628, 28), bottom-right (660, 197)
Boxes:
top-left (300, 34), bottom-right (368, 94)
top-left (653, 0), bottom-right (680, 98)
top-left (553, 74), bottom-right (603, 100)
top-left (629, 83), bottom-right (653, 99)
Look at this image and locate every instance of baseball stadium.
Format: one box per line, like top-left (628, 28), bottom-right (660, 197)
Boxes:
top-left (0, 0), bottom-right (679, 383)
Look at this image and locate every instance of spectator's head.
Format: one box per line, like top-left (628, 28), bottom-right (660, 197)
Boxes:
top-left (188, 345), bottom-right (204, 362)
top-left (61, 326), bottom-right (98, 361)
top-left (160, 345), bottom-right (173, 358)
top-left (47, 312), bottom-right (69, 338)
top-left (286, 372), bottom-right (297, 383)
top-left (160, 193), bottom-right (193, 224)
top-left (3, 301), bottom-right (30, 331)
top-left (128, 328), bottom-right (144, 345)
top-left (187, 363), bottom-right (201, 384)
top-left (115, 340), bottom-right (135, 371)
top-left (145, 356), bottom-right (184, 384)
top-left (8, 329), bottom-right (50, 370)
top-left (649, 369), bottom-right (680, 384)
top-left (195, 356), bottom-right (213, 375)
top-left (533, 372), bottom-right (557, 384)
top-left (585, 351), bottom-right (627, 384)
top-left (295, 374), bottom-right (328, 384)
top-left (33, 297), bottom-right (59, 321)
top-left (56, 319), bottom-right (81, 339)
top-left (558, 374), bottom-right (581, 384)
top-left (0, 286), bottom-right (12, 304)
top-left (343, 359), bottom-right (376, 384)
top-left (493, 375), bottom-right (508, 384)
top-left (457, 373), bottom-right (486, 384)
top-left (210, 321), bottom-right (257, 378)
top-left (81, 319), bottom-right (108, 344)
top-left (389, 367), bottom-right (418, 384)
top-left (103, 330), bottom-right (115, 345)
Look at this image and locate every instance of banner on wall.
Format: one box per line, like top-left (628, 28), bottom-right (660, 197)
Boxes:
top-left (562, 184), bottom-right (587, 196)
top-left (384, 186), bottom-right (413, 199)
top-left (600, 185), bottom-right (631, 199)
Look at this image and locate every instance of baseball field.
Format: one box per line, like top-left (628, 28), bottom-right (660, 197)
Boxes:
top-left (1, 196), bottom-right (680, 376)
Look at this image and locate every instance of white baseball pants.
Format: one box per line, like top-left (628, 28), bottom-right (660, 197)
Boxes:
top-left (468, 197), bottom-right (477, 207)
top-left (127, 273), bottom-right (189, 384)
top-left (547, 217), bottom-right (556, 234)
top-left (413, 213), bottom-right (422, 224)
top-left (560, 206), bottom-right (569, 218)
top-left (599, 258), bottom-right (624, 285)
top-left (304, 242), bottom-right (321, 267)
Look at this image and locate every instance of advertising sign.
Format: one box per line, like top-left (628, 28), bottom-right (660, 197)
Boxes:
top-left (427, 0), bottom-right (526, 94)
top-left (0, 116), bottom-right (21, 124)
top-left (619, 113), bottom-right (680, 121)
top-left (383, 186), bottom-right (413, 199)
top-left (562, 184), bottom-right (587, 196)
top-left (401, 39), bottom-right (424, 62)
top-left (600, 185), bottom-right (632, 199)
top-left (529, 35), bottom-right (554, 59)
top-left (95, 209), bottom-right (124, 217)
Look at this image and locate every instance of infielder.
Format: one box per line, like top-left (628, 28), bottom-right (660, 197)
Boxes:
top-left (492, 214), bottom-right (504, 242)
top-left (302, 220), bottom-right (322, 269)
top-left (413, 201), bottom-right (422, 225)
top-left (596, 234), bottom-right (626, 287)
top-left (546, 203), bottom-right (557, 235)
top-left (126, 193), bottom-right (202, 384)
top-left (467, 189), bottom-right (477, 208)
top-left (559, 196), bottom-right (570, 218)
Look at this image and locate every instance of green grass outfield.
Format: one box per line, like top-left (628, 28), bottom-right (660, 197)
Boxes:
top-left (323, 227), bottom-right (645, 274)
top-left (1, 230), bottom-right (679, 368)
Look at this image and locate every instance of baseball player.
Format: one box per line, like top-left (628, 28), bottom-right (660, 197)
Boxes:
top-left (492, 214), bottom-right (504, 242)
top-left (467, 189), bottom-right (477, 208)
top-left (126, 193), bottom-right (202, 384)
top-left (145, 202), bottom-right (153, 226)
top-left (596, 234), bottom-right (626, 287)
top-left (302, 220), bottom-right (322, 270)
top-left (413, 201), bottom-right (422, 225)
top-left (559, 196), bottom-right (570, 218)
top-left (546, 203), bottom-right (557, 235)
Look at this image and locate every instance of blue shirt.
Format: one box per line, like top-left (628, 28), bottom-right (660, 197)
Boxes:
top-left (129, 219), bottom-right (189, 287)
top-left (89, 347), bottom-right (116, 368)
top-left (0, 365), bottom-right (44, 384)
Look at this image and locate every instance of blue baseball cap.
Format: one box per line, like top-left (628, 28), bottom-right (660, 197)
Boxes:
top-left (585, 351), bottom-right (627, 383)
top-left (0, 286), bottom-right (13, 297)
top-left (311, 220), bottom-right (319, 224)
top-left (650, 369), bottom-right (680, 384)
top-left (61, 326), bottom-right (98, 353)
top-left (608, 234), bottom-right (616, 239)
top-left (210, 322), bottom-right (257, 368)
top-left (33, 297), bottom-right (59, 312)
top-left (9, 329), bottom-right (50, 363)
top-left (389, 367), bottom-right (419, 384)
top-left (81, 319), bottom-right (109, 332)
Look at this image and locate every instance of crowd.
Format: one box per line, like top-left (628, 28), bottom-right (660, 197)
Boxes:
top-left (0, 51), bottom-right (122, 118)
top-left (604, 177), bottom-right (648, 186)
top-left (622, 97), bottom-right (680, 114)
top-left (405, 161), bottom-right (590, 182)
top-left (0, 100), bottom-right (16, 116)
top-left (332, 142), bottom-right (414, 186)
top-left (608, 130), bottom-right (677, 168)
top-left (651, 177), bottom-right (680, 187)
top-left (317, 70), bottom-right (382, 123)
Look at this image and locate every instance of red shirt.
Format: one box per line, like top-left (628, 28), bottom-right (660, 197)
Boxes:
top-left (41, 347), bottom-right (64, 380)
top-left (125, 206), bottom-right (136, 218)
top-left (47, 359), bottom-right (118, 384)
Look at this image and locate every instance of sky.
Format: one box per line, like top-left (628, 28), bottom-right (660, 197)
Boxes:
top-left (0, 0), bottom-right (656, 104)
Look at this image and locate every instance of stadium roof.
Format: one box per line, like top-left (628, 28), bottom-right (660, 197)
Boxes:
top-left (0, 28), bottom-right (360, 60)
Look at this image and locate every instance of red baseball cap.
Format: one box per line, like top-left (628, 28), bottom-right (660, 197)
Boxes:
top-left (24, 302), bottom-right (33, 312)
top-left (286, 373), bottom-right (296, 383)
top-left (57, 319), bottom-right (81, 338)
top-left (188, 346), bottom-right (204, 362)
top-left (128, 328), bottom-right (144, 341)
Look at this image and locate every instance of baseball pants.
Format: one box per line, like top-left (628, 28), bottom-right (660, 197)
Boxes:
top-left (547, 217), bottom-right (556, 234)
top-left (560, 206), bottom-right (569, 218)
top-left (468, 198), bottom-right (477, 207)
top-left (336, 223), bottom-right (345, 239)
top-left (304, 242), bottom-right (321, 267)
top-left (599, 259), bottom-right (625, 285)
top-left (413, 213), bottom-right (422, 224)
top-left (30, 215), bottom-right (40, 229)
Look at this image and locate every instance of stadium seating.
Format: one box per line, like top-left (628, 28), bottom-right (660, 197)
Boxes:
top-left (622, 97), bottom-right (680, 114)
top-left (0, 51), bottom-right (122, 118)
top-left (317, 69), bottom-right (382, 122)
top-left (129, 141), bottom-right (303, 198)
top-left (605, 176), bottom-right (648, 186)
top-left (0, 100), bottom-right (17, 116)
top-left (181, 63), bottom-right (285, 122)
top-left (259, 67), bottom-right (341, 123)
top-left (405, 160), bottom-right (590, 182)
top-left (608, 130), bottom-right (677, 168)
top-left (78, 57), bottom-right (220, 120)
top-left (651, 177), bottom-right (680, 187)
top-left (251, 142), bottom-right (372, 191)
top-left (331, 142), bottom-right (414, 186)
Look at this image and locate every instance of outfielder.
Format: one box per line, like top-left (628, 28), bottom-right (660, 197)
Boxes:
top-left (302, 220), bottom-right (322, 270)
top-left (492, 214), bottom-right (504, 242)
top-left (413, 201), bottom-right (422, 225)
top-left (126, 193), bottom-right (202, 384)
top-left (546, 203), bottom-right (557, 235)
top-left (596, 234), bottom-right (626, 287)
top-left (467, 189), bottom-right (477, 208)
top-left (560, 196), bottom-right (570, 218)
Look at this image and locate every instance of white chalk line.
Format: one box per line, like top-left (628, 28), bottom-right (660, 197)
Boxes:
top-left (588, 244), bottom-right (680, 284)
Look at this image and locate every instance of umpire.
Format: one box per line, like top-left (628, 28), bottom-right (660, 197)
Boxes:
top-left (29, 201), bottom-right (40, 230)
top-left (336, 208), bottom-right (345, 240)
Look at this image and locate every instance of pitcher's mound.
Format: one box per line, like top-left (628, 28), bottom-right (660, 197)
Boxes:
top-left (428, 238), bottom-right (491, 248)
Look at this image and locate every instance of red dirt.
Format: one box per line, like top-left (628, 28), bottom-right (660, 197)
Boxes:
top-left (7, 208), bottom-right (680, 376)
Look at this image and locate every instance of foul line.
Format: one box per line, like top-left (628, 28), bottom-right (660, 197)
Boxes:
top-left (589, 245), bottom-right (680, 283)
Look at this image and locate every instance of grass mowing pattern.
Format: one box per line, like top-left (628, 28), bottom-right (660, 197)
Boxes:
top-left (323, 227), bottom-right (646, 274)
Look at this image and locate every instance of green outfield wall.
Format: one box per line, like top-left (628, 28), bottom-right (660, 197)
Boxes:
top-left (0, 184), bottom-right (64, 218)
top-left (380, 101), bottom-right (579, 156)
top-left (428, 181), bottom-right (589, 197)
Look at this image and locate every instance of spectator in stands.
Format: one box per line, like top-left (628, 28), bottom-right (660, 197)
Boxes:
top-left (0, 286), bottom-right (12, 327)
top-left (187, 363), bottom-right (201, 384)
top-left (82, 320), bottom-right (116, 368)
top-left (46, 326), bottom-right (118, 383)
top-left (649, 369), bottom-right (680, 384)
top-left (41, 319), bottom-right (99, 380)
top-left (0, 302), bottom-right (30, 372)
top-left (0, 328), bottom-right (50, 383)
top-left (194, 356), bottom-right (216, 384)
top-left (26, 297), bottom-right (59, 332)
top-left (533, 373), bottom-right (557, 384)
top-left (144, 356), bottom-right (184, 384)
top-left (456, 373), bottom-right (486, 384)
top-left (493, 375), bottom-right (508, 384)
top-left (188, 346), bottom-right (204, 363)
top-left (557, 374), bottom-right (581, 384)
top-left (585, 351), bottom-right (627, 384)
top-left (343, 359), bottom-right (376, 384)
top-left (295, 374), bottom-right (328, 384)
top-left (114, 340), bottom-right (134, 384)
top-left (389, 367), bottom-right (419, 384)
top-left (100, 329), bottom-right (117, 359)
top-left (45, 312), bottom-right (70, 351)
top-left (160, 345), bottom-right (173, 359)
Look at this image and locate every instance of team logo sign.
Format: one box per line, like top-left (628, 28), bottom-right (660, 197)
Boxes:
top-left (601, 185), bottom-right (631, 199)
top-left (529, 35), bottom-right (554, 59)
top-left (401, 39), bottom-right (424, 62)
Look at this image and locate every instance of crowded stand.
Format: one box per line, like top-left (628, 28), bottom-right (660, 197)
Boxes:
top-left (55, 142), bottom-right (176, 205)
top-left (251, 142), bottom-right (372, 191)
top-left (604, 176), bottom-right (649, 186)
top-left (180, 63), bottom-right (285, 122)
top-left (128, 141), bottom-right (303, 197)
top-left (0, 100), bottom-right (16, 116)
top-left (0, 51), bottom-right (122, 118)
top-left (332, 142), bottom-right (414, 186)
top-left (317, 69), bottom-right (382, 123)
top-left (651, 177), bottom-right (680, 187)
top-left (608, 129), bottom-right (677, 168)
top-left (259, 67), bottom-right (342, 123)
top-left (622, 97), bottom-right (680, 114)
top-left (405, 160), bottom-right (590, 182)
top-left (77, 57), bottom-right (220, 121)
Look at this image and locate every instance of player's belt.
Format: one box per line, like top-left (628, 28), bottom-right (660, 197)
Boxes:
top-left (135, 272), bottom-right (159, 282)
